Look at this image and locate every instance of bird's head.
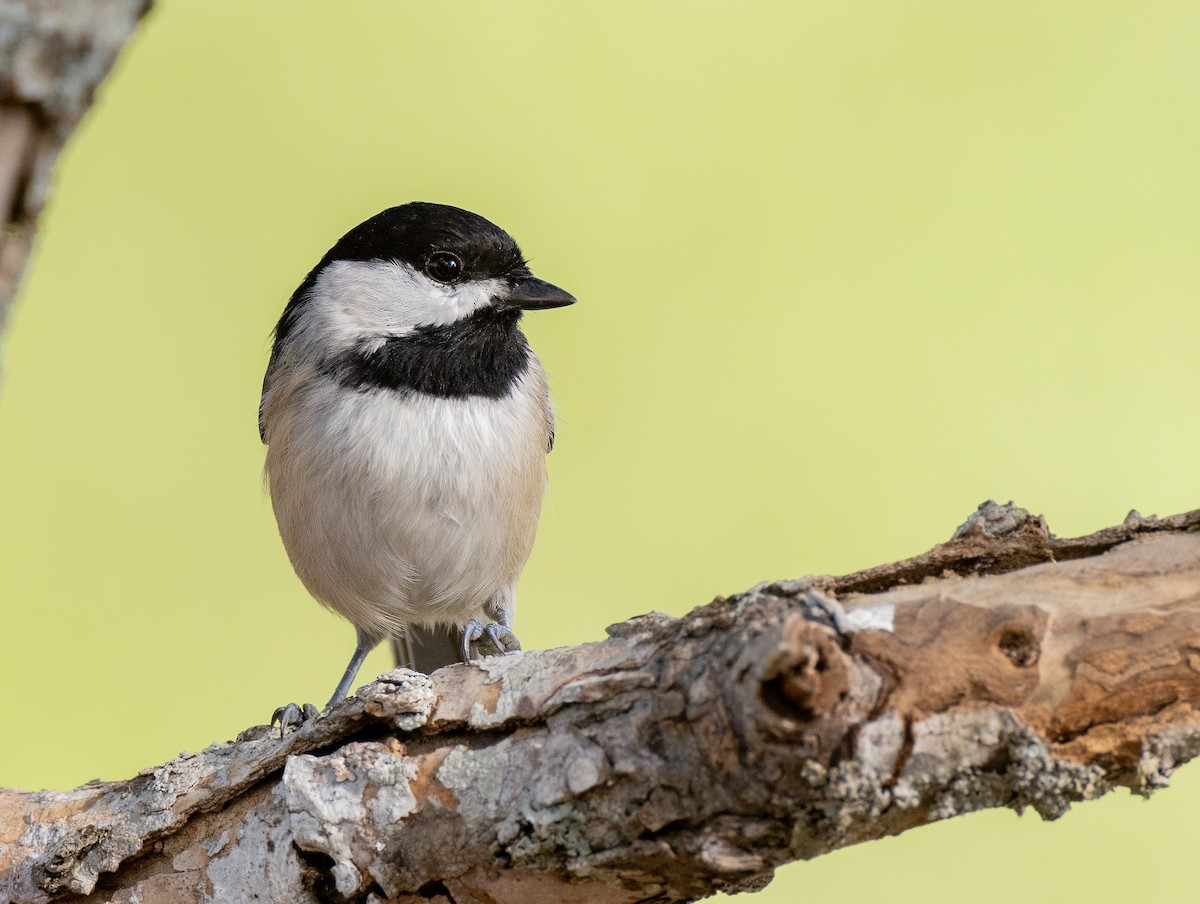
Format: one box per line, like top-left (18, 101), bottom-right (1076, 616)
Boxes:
top-left (275, 202), bottom-right (575, 358)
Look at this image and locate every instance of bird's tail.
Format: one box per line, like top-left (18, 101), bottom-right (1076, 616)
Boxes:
top-left (392, 624), bottom-right (462, 674)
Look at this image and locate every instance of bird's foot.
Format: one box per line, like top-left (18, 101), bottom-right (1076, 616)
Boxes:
top-left (459, 618), bottom-right (521, 662)
top-left (270, 701), bottom-right (320, 737)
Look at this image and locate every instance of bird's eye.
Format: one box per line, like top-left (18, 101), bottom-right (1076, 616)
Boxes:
top-left (425, 251), bottom-right (463, 283)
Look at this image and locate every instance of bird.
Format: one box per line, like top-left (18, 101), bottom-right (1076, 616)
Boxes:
top-left (260, 202), bottom-right (575, 727)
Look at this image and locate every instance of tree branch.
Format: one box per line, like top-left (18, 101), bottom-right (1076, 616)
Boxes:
top-left (3, 503), bottom-right (1200, 903)
top-left (0, 0), bottom-right (150, 366)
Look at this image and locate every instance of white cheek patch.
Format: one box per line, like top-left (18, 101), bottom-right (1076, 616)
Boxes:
top-left (298, 259), bottom-right (502, 352)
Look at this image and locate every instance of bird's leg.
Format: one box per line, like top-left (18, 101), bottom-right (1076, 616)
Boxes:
top-left (326, 626), bottom-right (380, 708)
top-left (459, 589), bottom-right (521, 662)
top-left (270, 627), bottom-right (378, 736)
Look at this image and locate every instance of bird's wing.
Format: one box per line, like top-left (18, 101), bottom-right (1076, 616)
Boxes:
top-left (258, 371), bottom-right (271, 444)
top-left (544, 384), bottom-right (556, 454)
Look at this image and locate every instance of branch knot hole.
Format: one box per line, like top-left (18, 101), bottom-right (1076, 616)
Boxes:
top-left (758, 614), bottom-right (851, 728)
top-left (761, 645), bottom-right (824, 721)
top-left (997, 625), bottom-right (1039, 668)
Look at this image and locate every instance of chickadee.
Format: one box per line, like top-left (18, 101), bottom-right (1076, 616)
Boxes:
top-left (261, 202), bottom-right (574, 721)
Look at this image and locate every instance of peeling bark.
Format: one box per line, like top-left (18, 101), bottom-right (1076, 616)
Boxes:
top-left (2, 503), bottom-right (1200, 903)
top-left (0, 0), bottom-right (150, 370)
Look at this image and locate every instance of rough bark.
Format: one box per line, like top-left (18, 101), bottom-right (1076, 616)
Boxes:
top-left (3, 503), bottom-right (1200, 904)
top-left (0, 0), bottom-right (149, 369)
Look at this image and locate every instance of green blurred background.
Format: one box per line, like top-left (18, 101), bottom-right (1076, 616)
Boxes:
top-left (2, 1), bottom-right (1198, 901)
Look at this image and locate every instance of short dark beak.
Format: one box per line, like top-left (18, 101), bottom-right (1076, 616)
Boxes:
top-left (504, 277), bottom-right (576, 311)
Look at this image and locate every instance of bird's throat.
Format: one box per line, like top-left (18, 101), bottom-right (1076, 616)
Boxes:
top-left (332, 307), bottom-right (531, 399)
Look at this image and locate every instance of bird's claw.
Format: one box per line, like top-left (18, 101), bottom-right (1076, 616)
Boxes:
top-left (485, 621), bottom-right (520, 653)
top-left (459, 619), bottom-right (482, 661)
top-left (460, 618), bottom-right (521, 662)
top-left (270, 701), bottom-right (320, 737)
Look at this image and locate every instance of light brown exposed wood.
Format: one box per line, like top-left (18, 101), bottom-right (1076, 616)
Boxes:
top-left (2, 503), bottom-right (1199, 903)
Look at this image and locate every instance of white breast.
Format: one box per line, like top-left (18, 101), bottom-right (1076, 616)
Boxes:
top-left (263, 361), bottom-right (551, 639)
